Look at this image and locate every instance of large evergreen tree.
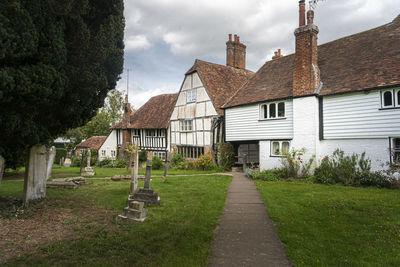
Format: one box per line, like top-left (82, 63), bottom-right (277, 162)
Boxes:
top-left (0, 0), bottom-right (124, 167)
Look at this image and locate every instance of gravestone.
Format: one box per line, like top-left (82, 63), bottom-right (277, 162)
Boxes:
top-left (131, 151), bottom-right (161, 206)
top-left (63, 157), bottom-right (71, 167)
top-left (46, 146), bottom-right (56, 180)
top-left (162, 151), bottom-right (173, 183)
top-left (81, 149), bottom-right (95, 176)
top-left (23, 145), bottom-right (47, 205)
top-left (130, 143), bottom-right (139, 195)
top-left (0, 155), bottom-right (5, 186)
top-left (116, 200), bottom-right (148, 223)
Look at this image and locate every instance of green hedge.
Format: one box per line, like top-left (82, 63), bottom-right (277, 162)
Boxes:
top-left (55, 148), bottom-right (67, 164)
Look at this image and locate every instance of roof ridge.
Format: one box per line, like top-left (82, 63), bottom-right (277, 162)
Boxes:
top-left (192, 58), bottom-right (254, 73)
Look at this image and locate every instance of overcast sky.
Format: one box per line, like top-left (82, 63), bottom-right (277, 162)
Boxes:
top-left (117, 0), bottom-right (400, 109)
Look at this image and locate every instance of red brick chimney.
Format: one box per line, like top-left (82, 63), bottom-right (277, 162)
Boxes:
top-left (272, 49), bottom-right (283, 60)
top-left (226, 33), bottom-right (246, 69)
top-left (293, 1), bottom-right (320, 97)
top-left (122, 95), bottom-right (131, 146)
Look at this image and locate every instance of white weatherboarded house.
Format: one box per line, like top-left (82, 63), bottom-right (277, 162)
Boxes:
top-left (223, 2), bottom-right (400, 171)
top-left (170, 36), bottom-right (254, 159)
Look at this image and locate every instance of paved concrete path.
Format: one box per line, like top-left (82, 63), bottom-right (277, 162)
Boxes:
top-left (209, 172), bottom-right (292, 267)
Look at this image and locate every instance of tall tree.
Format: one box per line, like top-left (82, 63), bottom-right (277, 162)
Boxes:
top-left (0, 0), bottom-right (124, 168)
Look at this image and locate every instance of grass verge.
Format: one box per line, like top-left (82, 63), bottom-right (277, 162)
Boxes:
top-left (1, 175), bottom-right (231, 266)
top-left (255, 181), bottom-right (400, 266)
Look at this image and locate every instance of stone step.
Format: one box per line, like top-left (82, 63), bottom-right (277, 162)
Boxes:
top-left (46, 181), bottom-right (78, 189)
top-left (123, 207), bottom-right (147, 219)
top-left (128, 200), bottom-right (144, 210)
top-left (116, 214), bottom-right (146, 223)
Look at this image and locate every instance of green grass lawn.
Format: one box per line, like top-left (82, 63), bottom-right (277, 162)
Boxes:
top-left (1, 174), bottom-right (232, 266)
top-left (255, 181), bottom-right (400, 266)
top-left (4, 165), bottom-right (225, 180)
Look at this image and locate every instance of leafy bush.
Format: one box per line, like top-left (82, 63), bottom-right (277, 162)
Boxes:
top-left (139, 151), bottom-right (147, 163)
top-left (55, 148), bottom-right (67, 164)
top-left (171, 154), bottom-right (186, 169)
top-left (252, 169), bottom-right (284, 181)
top-left (314, 149), bottom-right (371, 185)
top-left (71, 155), bottom-right (83, 167)
top-left (97, 158), bottom-right (113, 168)
top-left (113, 158), bottom-right (127, 168)
top-left (280, 148), bottom-right (314, 179)
top-left (218, 142), bottom-right (235, 171)
top-left (194, 155), bottom-right (214, 170)
top-left (152, 156), bottom-right (165, 170)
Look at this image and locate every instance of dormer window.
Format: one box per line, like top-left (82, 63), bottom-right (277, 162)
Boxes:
top-left (260, 101), bottom-right (285, 120)
top-left (187, 89), bottom-right (196, 103)
top-left (381, 89), bottom-right (399, 108)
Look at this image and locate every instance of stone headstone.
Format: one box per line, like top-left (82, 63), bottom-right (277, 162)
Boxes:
top-left (81, 149), bottom-right (95, 176)
top-left (0, 155), bottom-right (5, 186)
top-left (23, 145), bottom-right (47, 205)
top-left (46, 146), bottom-right (56, 180)
top-left (130, 144), bottom-right (139, 195)
top-left (116, 200), bottom-right (147, 223)
top-left (63, 158), bottom-right (71, 167)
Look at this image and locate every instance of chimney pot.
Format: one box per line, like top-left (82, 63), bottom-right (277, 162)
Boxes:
top-left (228, 33), bottom-right (232, 41)
top-left (307, 10), bottom-right (314, 24)
top-left (278, 48), bottom-right (281, 55)
top-left (299, 0), bottom-right (306, 26)
top-left (234, 34), bottom-right (238, 42)
top-left (237, 36), bottom-right (240, 42)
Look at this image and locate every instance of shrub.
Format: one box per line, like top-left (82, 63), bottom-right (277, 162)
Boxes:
top-left (171, 154), bottom-right (186, 169)
top-left (55, 148), bottom-right (67, 164)
top-left (280, 148), bottom-right (314, 179)
top-left (98, 158), bottom-right (113, 168)
top-left (139, 151), bottom-right (147, 163)
top-left (252, 169), bottom-right (281, 181)
top-left (314, 149), bottom-right (371, 185)
top-left (113, 158), bottom-right (127, 168)
top-left (71, 155), bottom-right (83, 167)
top-left (152, 156), bottom-right (165, 170)
top-left (194, 155), bottom-right (214, 170)
top-left (218, 142), bottom-right (235, 171)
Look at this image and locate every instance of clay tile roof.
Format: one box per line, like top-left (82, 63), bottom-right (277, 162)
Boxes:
top-left (224, 16), bottom-right (400, 108)
top-left (76, 136), bottom-right (107, 150)
top-left (186, 59), bottom-right (254, 115)
top-left (125, 93), bottom-right (178, 129)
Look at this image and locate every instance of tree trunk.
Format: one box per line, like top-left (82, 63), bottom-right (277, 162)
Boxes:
top-left (0, 155), bottom-right (5, 187)
top-left (23, 145), bottom-right (47, 205)
top-left (46, 146), bottom-right (56, 180)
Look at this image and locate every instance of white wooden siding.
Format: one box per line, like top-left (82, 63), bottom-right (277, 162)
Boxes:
top-left (323, 91), bottom-right (400, 139)
top-left (225, 101), bottom-right (294, 141)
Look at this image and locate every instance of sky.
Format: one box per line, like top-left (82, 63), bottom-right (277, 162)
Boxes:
top-left (116, 0), bottom-right (400, 109)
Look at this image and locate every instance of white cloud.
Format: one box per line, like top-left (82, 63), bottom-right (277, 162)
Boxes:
top-left (125, 35), bottom-right (151, 51)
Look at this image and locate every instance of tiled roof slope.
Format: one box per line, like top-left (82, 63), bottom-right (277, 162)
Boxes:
top-left (186, 59), bottom-right (254, 114)
top-left (224, 16), bottom-right (400, 108)
top-left (112, 94), bottom-right (178, 129)
top-left (76, 136), bottom-right (107, 150)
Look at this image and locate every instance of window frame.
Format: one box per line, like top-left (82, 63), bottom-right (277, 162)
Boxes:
top-left (390, 137), bottom-right (400, 166)
top-left (180, 119), bottom-right (193, 132)
top-left (270, 140), bottom-right (291, 157)
top-left (186, 89), bottom-right (197, 103)
top-left (260, 101), bottom-right (286, 120)
top-left (380, 89), bottom-right (400, 109)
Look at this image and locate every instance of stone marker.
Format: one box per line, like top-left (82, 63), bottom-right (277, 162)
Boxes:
top-left (81, 149), bottom-right (95, 176)
top-left (23, 145), bottom-right (47, 205)
top-left (0, 155), bottom-right (5, 186)
top-left (46, 146), bottom-right (56, 180)
top-left (116, 200), bottom-right (148, 223)
top-left (63, 157), bottom-right (71, 167)
top-left (131, 151), bottom-right (161, 206)
top-left (130, 143), bottom-right (139, 195)
top-left (162, 151), bottom-right (173, 183)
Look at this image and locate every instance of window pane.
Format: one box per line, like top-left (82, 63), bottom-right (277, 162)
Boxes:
top-left (272, 142), bottom-right (280, 155)
top-left (263, 105), bottom-right (268, 119)
top-left (278, 102), bottom-right (285, 117)
top-left (282, 142), bottom-right (289, 153)
top-left (394, 138), bottom-right (400, 149)
top-left (187, 89), bottom-right (196, 103)
top-left (384, 91), bottom-right (392, 106)
top-left (269, 103), bottom-right (276, 118)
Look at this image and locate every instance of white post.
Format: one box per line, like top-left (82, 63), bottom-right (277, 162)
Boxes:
top-left (23, 145), bottom-right (47, 205)
top-left (46, 146), bottom-right (56, 180)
